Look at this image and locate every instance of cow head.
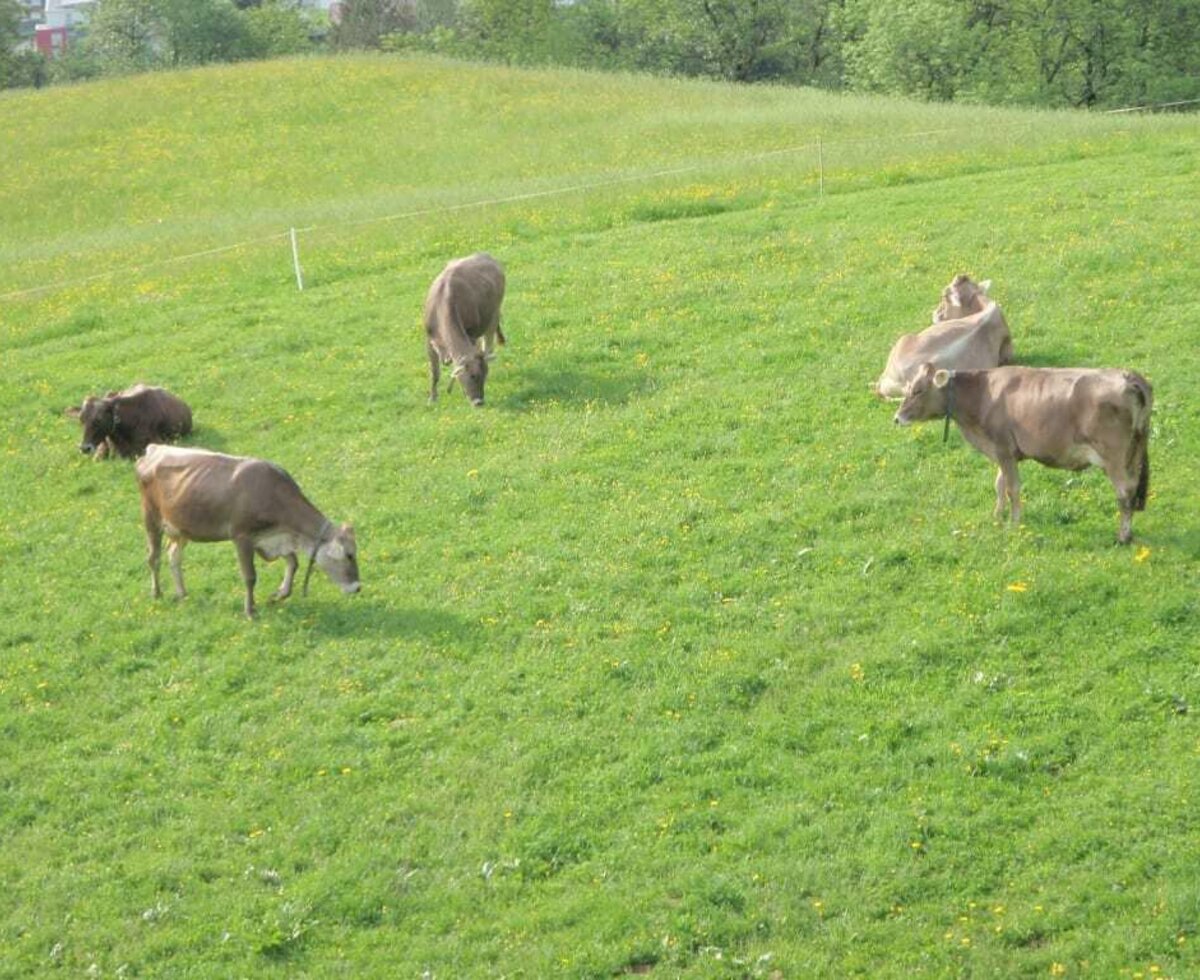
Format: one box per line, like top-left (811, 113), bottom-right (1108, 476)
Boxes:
top-left (894, 363), bottom-right (952, 425)
top-left (313, 523), bottom-right (361, 595)
top-left (66, 395), bottom-right (118, 455)
top-left (451, 351), bottom-right (492, 407)
top-left (932, 275), bottom-right (991, 322)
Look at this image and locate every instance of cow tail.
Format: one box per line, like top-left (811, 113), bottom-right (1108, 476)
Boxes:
top-left (1134, 441), bottom-right (1150, 512)
top-left (1126, 373), bottom-right (1153, 512)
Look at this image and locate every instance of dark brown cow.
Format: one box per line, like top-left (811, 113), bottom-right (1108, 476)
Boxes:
top-left (894, 363), bottom-right (1152, 543)
top-left (66, 384), bottom-right (192, 459)
top-left (136, 445), bottom-right (360, 617)
top-left (876, 276), bottom-right (1012, 399)
top-left (424, 252), bottom-right (507, 406)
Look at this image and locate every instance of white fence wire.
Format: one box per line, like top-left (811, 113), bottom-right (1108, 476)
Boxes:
top-left (2, 97), bottom-right (1190, 305)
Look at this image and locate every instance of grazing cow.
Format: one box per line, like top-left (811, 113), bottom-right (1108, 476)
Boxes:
top-left (66, 384), bottom-right (192, 460)
top-left (424, 252), bottom-right (507, 406)
top-left (893, 363), bottom-right (1152, 543)
top-left (876, 276), bottom-right (1012, 399)
top-left (135, 445), bottom-right (360, 618)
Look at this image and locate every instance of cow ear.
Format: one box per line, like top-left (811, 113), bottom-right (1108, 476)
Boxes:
top-left (933, 369), bottom-right (951, 389)
top-left (64, 405), bottom-right (82, 418)
top-left (978, 279), bottom-right (992, 295)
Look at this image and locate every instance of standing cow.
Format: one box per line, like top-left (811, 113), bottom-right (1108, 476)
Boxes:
top-left (876, 275), bottom-right (1012, 399)
top-left (893, 362), bottom-right (1152, 543)
top-left (424, 252), bottom-right (507, 407)
top-left (136, 445), bottom-right (360, 618)
top-left (66, 384), bottom-right (192, 459)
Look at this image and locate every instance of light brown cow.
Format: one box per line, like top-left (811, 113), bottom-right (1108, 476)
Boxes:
top-left (66, 384), bottom-right (192, 459)
top-left (932, 274), bottom-right (992, 322)
top-left (424, 252), bottom-right (507, 406)
top-left (136, 445), bottom-right (360, 617)
top-left (893, 363), bottom-right (1152, 543)
top-left (876, 276), bottom-right (1012, 399)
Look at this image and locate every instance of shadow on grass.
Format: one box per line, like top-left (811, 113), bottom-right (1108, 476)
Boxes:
top-left (1012, 350), bottom-right (1091, 368)
top-left (1139, 525), bottom-right (1200, 556)
top-left (182, 425), bottom-right (231, 453)
top-left (290, 595), bottom-right (482, 645)
top-left (499, 362), bottom-right (652, 410)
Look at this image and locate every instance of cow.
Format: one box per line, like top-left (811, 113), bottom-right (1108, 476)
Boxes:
top-left (135, 444), bottom-right (360, 618)
top-left (424, 252), bottom-right (507, 406)
top-left (876, 276), bottom-right (1013, 399)
top-left (66, 384), bottom-right (192, 460)
top-left (932, 273), bottom-right (992, 322)
top-left (893, 362), bottom-right (1152, 543)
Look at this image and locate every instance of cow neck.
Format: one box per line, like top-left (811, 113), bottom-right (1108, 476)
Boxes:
top-left (449, 334), bottom-right (478, 369)
top-left (302, 518), bottom-right (334, 597)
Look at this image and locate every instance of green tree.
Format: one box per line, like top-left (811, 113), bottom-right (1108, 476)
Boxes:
top-left (458, 0), bottom-right (555, 63)
top-left (84, 0), bottom-right (163, 73)
top-left (332, 0), bottom-right (417, 49)
top-left (840, 0), bottom-right (973, 100)
top-left (2, 8), bottom-right (53, 88)
top-left (242, 1), bottom-right (314, 57)
top-left (159, 0), bottom-right (254, 65)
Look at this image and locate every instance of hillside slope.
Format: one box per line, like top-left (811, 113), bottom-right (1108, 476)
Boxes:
top-left (2, 55), bottom-right (1199, 977)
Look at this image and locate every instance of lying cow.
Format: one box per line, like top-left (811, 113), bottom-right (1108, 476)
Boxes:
top-left (66, 384), bottom-right (192, 459)
top-left (136, 444), bottom-right (360, 617)
top-left (424, 252), bottom-right (507, 406)
top-left (876, 275), bottom-right (1012, 399)
top-left (932, 273), bottom-right (992, 322)
top-left (893, 362), bottom-right (1152, 543)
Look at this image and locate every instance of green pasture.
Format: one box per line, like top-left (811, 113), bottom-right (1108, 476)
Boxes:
top-left (2, 54), bottom-right (1199, 977)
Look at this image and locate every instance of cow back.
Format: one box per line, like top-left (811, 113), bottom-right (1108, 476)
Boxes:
top-left (425, 253), bottom-right (506, 344)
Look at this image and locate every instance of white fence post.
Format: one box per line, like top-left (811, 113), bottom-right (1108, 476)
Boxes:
top-left (818, 136), bottom-right (824, 197)
top-left (290, 227), bottom-right (304, 292)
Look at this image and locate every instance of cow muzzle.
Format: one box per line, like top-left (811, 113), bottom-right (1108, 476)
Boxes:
top-left (341, 581), bottom-right (361, 595)
top-left (471, 398), bottom-right (484, 408)
top-left (80, 442), bottom-right (95, 454)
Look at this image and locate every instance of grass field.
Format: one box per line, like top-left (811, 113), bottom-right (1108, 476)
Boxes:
top-left (2, 53), bottom-right (1200, 977)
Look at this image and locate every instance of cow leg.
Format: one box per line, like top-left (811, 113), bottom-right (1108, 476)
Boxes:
top-left (998, 460), bottom-right (1022, 525)
top-left (427, 343), bottom-right (441, 403)
top-left (993, 468), bottom-right (1007, 520)
top-left (143, 501), bottom-right (163, 599)
top-left (1117, 503), bottom-right (1134, 545)
top-left (275, 553), bottom-right (298, 601)
top-left (1104, 462), bottom-right (1137, 545)
top-left (234, 536), bottom-right (258, 618)
top-left (167, 538), bottom-right (187, 598)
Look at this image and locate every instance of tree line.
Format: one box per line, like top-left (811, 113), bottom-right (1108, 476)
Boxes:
top-left (4, 0), bottom-right (1200, 110)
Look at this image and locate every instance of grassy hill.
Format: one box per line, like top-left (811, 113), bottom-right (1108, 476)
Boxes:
top-left (2, 54), bottom-right (1199, 977)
